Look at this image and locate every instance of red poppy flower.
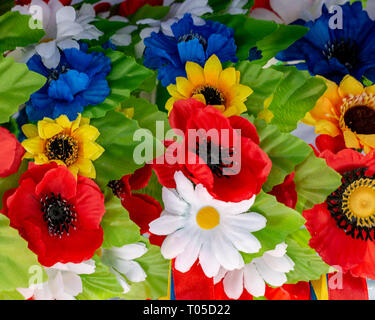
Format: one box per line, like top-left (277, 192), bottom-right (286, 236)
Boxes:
top-left (118, 0), bottom-right (163, 16)
top-left (107, 165), bottom-right (165, 246)
top-left (0, 127), bottom-right (24, 178)
top-left (152, 98), bottom-right (271, 202)
top-left (304, 149), bottom-right (375, 279)
top-left (315, 134), bottom-right (346, 155)
top-left (15, 0), bottom-right (72, 5)
top-left (268, 172), bottom-right (297, 209)
top-left (2, 163), bottom-right (105, 267)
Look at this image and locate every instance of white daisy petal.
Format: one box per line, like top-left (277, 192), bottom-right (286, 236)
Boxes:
top-left (243, 263), bottom-right (266, 297)
top-left (199, 240), bottom-right (220, 278)
top-left (225, 228), bottom-right (262, 254)
top-left (149, 214), bottom-right (185, 235)
top-left (110, 243), bottom-right (147, 261)
top-left (212, 233), bottom-right (244, 271)
top-left (61, 272), bottom-right (83, 297)
top-left (250, 8), bottom-right (284, 23)
top-left (263, 254), bottom-right (295, 273)
top-left (254, 259), bottom-right (288, 287)
top-left (266, 243), bottom-right (288, 257)
top-left (117, 260), bottom-right (147, 283)
top-left (213, 267), bottom-right (227, 285)
top-left (228, 212), bottom-right (267, 232)
top-left (174, 232), bottom-right (202, 273)
top-left (162, 187), bottom-right (188, 215)
top-left (174, 171), bottom-right (196, 203)
top-left (160, 228), bottom-right (191, 259)
top-left (223, 269), bottom-right (244, 300)
top-left (35, 41), bottom-right (60, 69)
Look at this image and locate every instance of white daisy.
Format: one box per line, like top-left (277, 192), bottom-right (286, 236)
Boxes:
top-left (214, 243), bottom-right (295, 299)
top-left (149, 171), bottom-right (266, 278)
top-left (17, 260), bottom-right (95, 300)
top-left (137, 0), bottom-right (213, 39)
top-left (12, 0), bottom-right (103, 68)
top-left (250, 0), bottom-right (347, 24)
top-left (226, 0), bottom-right (248, 15)
top-left (101, 243), bottom-right (148, 293)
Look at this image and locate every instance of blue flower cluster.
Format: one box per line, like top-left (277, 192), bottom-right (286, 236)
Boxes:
top-left (143, 13), bottom-right (238, 87)
top-left (276, 2), bottom-right (375, 84)
top-left (26, 48), bottom-right (111, 121)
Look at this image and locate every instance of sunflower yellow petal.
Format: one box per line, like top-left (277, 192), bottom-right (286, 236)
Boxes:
top-left (38, 121), bottom-right (63, 139)
top-left (22, 136), bottom-right (45, 154)
top-left (315, 119), bottom-right (340, 136)
top-left (191, 94), bottom-right (206, 104)
top-left (167, 84), bottom-right (186, 99)
top-left (232, 84), bottom-right (253, 101)
top-left (22, 124), bottom-right (38, 138)
top-left (357, 134), bottom-right (375, 148)
top-left (75, 158), bottom-right (96, 178)
top-left (165, 97), bottom-right (176, 113)
top-left (79, 141), bottom-right (104, 160)
top-left (364, 85), bottom-right (375, 95)
top-left (176, 77), bottom-right (194, 96)
top-left (71, 114), bottom-right (82, 132)
top-left (73, 125), bottom-right (100, 142)
top-left (203, 55), bottom-right (222, 86)
top-left (218, 67), bottom-right (237, 92)
top-left (343, 130), bottom-right (360, 149)
top-left (338, 75), bottom-right (364, 97)
top-left (55, 115), bottom-right (72, 129)
top-left (185, 61), bottom-right (205, 87)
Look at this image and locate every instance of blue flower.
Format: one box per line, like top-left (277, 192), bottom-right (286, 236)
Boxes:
top-left (143, 13), bottom-right (238, 87)
top-left (276, 2), bottom-right (375, 84)
top-left (248, 46), bottom-right (262, 62)
top-left (26, 48), bottom-right (111, 121)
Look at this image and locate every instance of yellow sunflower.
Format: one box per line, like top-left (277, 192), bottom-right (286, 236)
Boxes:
top-left (21, 114), bottom-right (104, 178)
top-left (165, 55), bottom-right (253, 117)
top-left (304, 75), bottom-right (375, 153)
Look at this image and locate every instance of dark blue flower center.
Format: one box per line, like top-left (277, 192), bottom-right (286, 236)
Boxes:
top-left (344, 105), bottom-right (375, 134)
top-left (41, 192), bottom-right (77, 237)
top-left (323, 38), bottom-right (359, 70)
top-left (179, 32), bottom-right (208, 51)
top-left (47, 65), bottom-right (70, 83)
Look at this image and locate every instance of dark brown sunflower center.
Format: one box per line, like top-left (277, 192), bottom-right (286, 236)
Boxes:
top-left (327, 168), bottom-right (375, 241)
top-left (41, 192), bottom-right (77, 237)
top-left (195, 140), bottom-right (235, 178)
top-left (344, 105), bottom-right (375, 134)
top-left (45, 133), bottom-right (78, 166)
top-left (193, 86), bottom-right (225, 106)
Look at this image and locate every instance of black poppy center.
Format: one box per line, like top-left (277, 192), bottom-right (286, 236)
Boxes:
top-left (179, 32), bottom-right (207, 50)
top-left (327, 168), bottom-right (375, 241)
top-left (195, 140), bottom-right (235, 178)
top-left (323, 38), bottom-right (359, 70)
top-left (194, 86), bottom-right (225, 106)
top-left (344, 105), bottom-right (375, 134)
top-left (108, 179), bottom-right (125, 198)
top-left (45, 133), bottom-right (78, 166)
top-left (41, 192), bottom-right (77, 237)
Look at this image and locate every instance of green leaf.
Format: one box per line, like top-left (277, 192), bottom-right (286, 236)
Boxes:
top-left (236, 61), bottom-right (283, 115)
top-left (255, 119), bottom-right (312, 192)
top-left (0, 215), bottom-right (46, 292)
top-left (241, 191), bottom-right (305, 264)
top-left (207, 0), bottom-right (231, 13)
top-left (83, 50), bottom-right (153, 119)
top-left (122, 96), bottom-right (170, 137)
top-left (0, 290), bottom-right (25, 300)
top-left (0, 11), bottom-right (45, 53)
top-left (101, 194), bottom-right (141, 249)
top-left (129, 5), bottom-right (170, 23)
top-left (91, 110), bottom-right (164, 190)
top-left (76, 255), bottom-right (124, 300)
top-left (294, 151), bottom-right (342, 212)
top-left (208, 14), bottom-right (278, 60)
top-left (267, 66), bottom-right (327, 133)
top-left (0, 159), bottom-right (28, 210)
top-left (0, 57), bottom-right (46, 124)
top-left (123, 244), bottom-right (169, 300)
top-left (253, 24), bottom-right (308, 66)
top-left (286, 229), bottom-right (330, 284)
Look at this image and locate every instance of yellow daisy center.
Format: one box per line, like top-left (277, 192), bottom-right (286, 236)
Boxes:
top-left (193, 85), bottom-right (225, 106)
top-left (339, 94), bottom-right (375, 134)
top-left (45, 133), bottom-right (79, 167)
top-left (196, 206), bottom-right (220, 230)
top-left (342, 178), bottom-right (375, 227)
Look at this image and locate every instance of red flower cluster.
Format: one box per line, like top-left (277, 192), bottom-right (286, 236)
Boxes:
top-left (153, 98), bottom-right (272, 202)
top-left (2, 163), bottom-right (105, 267)
top-left (15, 0), bottom-right (71, 5)
top-left (0, 127), bottom-right (24, 178)
top-left (118, 0), bottom-right (163, 16)
top-left (304, 149), bottom-right (375, 279)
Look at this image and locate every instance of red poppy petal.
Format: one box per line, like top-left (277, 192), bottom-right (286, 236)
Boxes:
top-left (128, 164), bottom-right (152, 190)
top-left (74, 176), bottom-right (105, 230)
top-left (268, 172), bottom-right (297, 209)
top-left (169, 98), bottom-right (206, 134)
top-left (0, 128), bottom-right (24, 178)
top-left (304, 203), bottom-right (367, 273)
top-left (35, 166), bottom-right (77, 200)
top-left (228, 116), bottom-right (260, 145)
top-left (19, 163), bottom-right (58, 186)
top-left (316, 134), bottom-right (346, 154)
top-left (121, 193), bottom-right (162, 233)
top-left (320, 149), bottom-right (367, 174)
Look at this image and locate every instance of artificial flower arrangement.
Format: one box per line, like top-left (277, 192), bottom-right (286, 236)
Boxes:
top-left (0, 0), bottom-right (374, 301)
